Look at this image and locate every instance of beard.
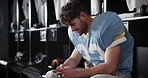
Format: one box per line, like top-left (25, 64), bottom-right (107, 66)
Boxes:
top-left (78, 20), bottom-right (88, 35)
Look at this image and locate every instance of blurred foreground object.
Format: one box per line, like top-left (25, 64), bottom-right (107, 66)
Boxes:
top-left (51, 58), bottom-right (64, 69)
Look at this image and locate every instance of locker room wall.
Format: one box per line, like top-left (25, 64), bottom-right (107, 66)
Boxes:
top-left (0, 0), bottom-right (9, 58)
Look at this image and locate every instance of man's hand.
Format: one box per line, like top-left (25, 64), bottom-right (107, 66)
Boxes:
top-left (52, 64), bottom-right (64, 77)
top-left (57, 65), bottom-right (78, 78)
top-left (52, 64), bottom-right (78, 78)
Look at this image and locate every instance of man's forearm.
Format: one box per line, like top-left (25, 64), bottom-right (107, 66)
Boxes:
top-left (75, 63), bottom-right (117, 78)
top-left (62, 48), bottom-right (82, 69)
top-left (63, 58), bottom-right (79, 68)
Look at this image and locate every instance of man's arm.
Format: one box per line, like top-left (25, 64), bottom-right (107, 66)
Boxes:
top-left (61, 48), bottom-right (82, 68)
top-left (57, 44), bottom-right (120, 78)
top-left (74, 44), bottom-right (120, 78)
top-left (52, 48), bottom-right (82, 76)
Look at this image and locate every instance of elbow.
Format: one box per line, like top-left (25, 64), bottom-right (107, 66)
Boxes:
top-left (103, 63), bottom-right (118, 75)
top-left (105, 68), bottom-right (117, 75)
top-left (108, 65), bottom-right (118, 75)
top-left (111, 68), bottom-right (117, 75)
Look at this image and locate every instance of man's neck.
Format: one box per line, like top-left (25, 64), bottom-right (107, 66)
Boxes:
top-left (86, 16), bottom-right (94, 33)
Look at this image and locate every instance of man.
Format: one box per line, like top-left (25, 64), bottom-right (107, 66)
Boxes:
top-left (46, 1), bottom-right (134, 78)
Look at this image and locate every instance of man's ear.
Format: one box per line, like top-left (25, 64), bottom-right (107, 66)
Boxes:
top-left (80, 12), bottom-right (87, 21)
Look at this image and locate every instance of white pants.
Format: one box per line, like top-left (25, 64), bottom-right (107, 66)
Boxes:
top-left (45, 70), bottom-right (128, 78)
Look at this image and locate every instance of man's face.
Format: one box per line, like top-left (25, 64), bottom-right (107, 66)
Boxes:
top-left (69, 18), bottom-right (88, 35)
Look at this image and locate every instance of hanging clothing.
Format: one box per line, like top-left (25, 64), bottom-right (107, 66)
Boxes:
top-left (53, 0), bottom-right (70, 20)
top-left (34, 0), bottom-right (46, 25)
top-left (12, 0), bottom-right (17, 22)
top-left (126, 0), bottom-right (136, 11)
top-left (91, 0), bottom-right (100, 15)
top-left (22, 0), bottom-right (29, 19)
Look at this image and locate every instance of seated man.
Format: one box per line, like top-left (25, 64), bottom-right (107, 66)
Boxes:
top-left (46, 1), bottom-right (134, 78)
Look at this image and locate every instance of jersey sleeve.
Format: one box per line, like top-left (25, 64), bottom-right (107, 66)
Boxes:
top-left (107, 29), bottom-right (127, 48)
top-left (91, 12), bottom-right (127, 49)
top-left (103, 12), bottom-right (127, 49)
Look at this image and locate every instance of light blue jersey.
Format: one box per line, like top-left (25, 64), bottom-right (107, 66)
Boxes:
top-left (68, 12), bottom-right (134, 78)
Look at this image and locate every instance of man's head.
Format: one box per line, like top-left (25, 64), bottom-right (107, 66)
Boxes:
top-left (60, 1), bottom-right (90, 35)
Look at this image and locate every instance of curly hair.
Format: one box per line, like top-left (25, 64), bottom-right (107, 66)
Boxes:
top-left (59, 1), bottom-right (89, 26)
